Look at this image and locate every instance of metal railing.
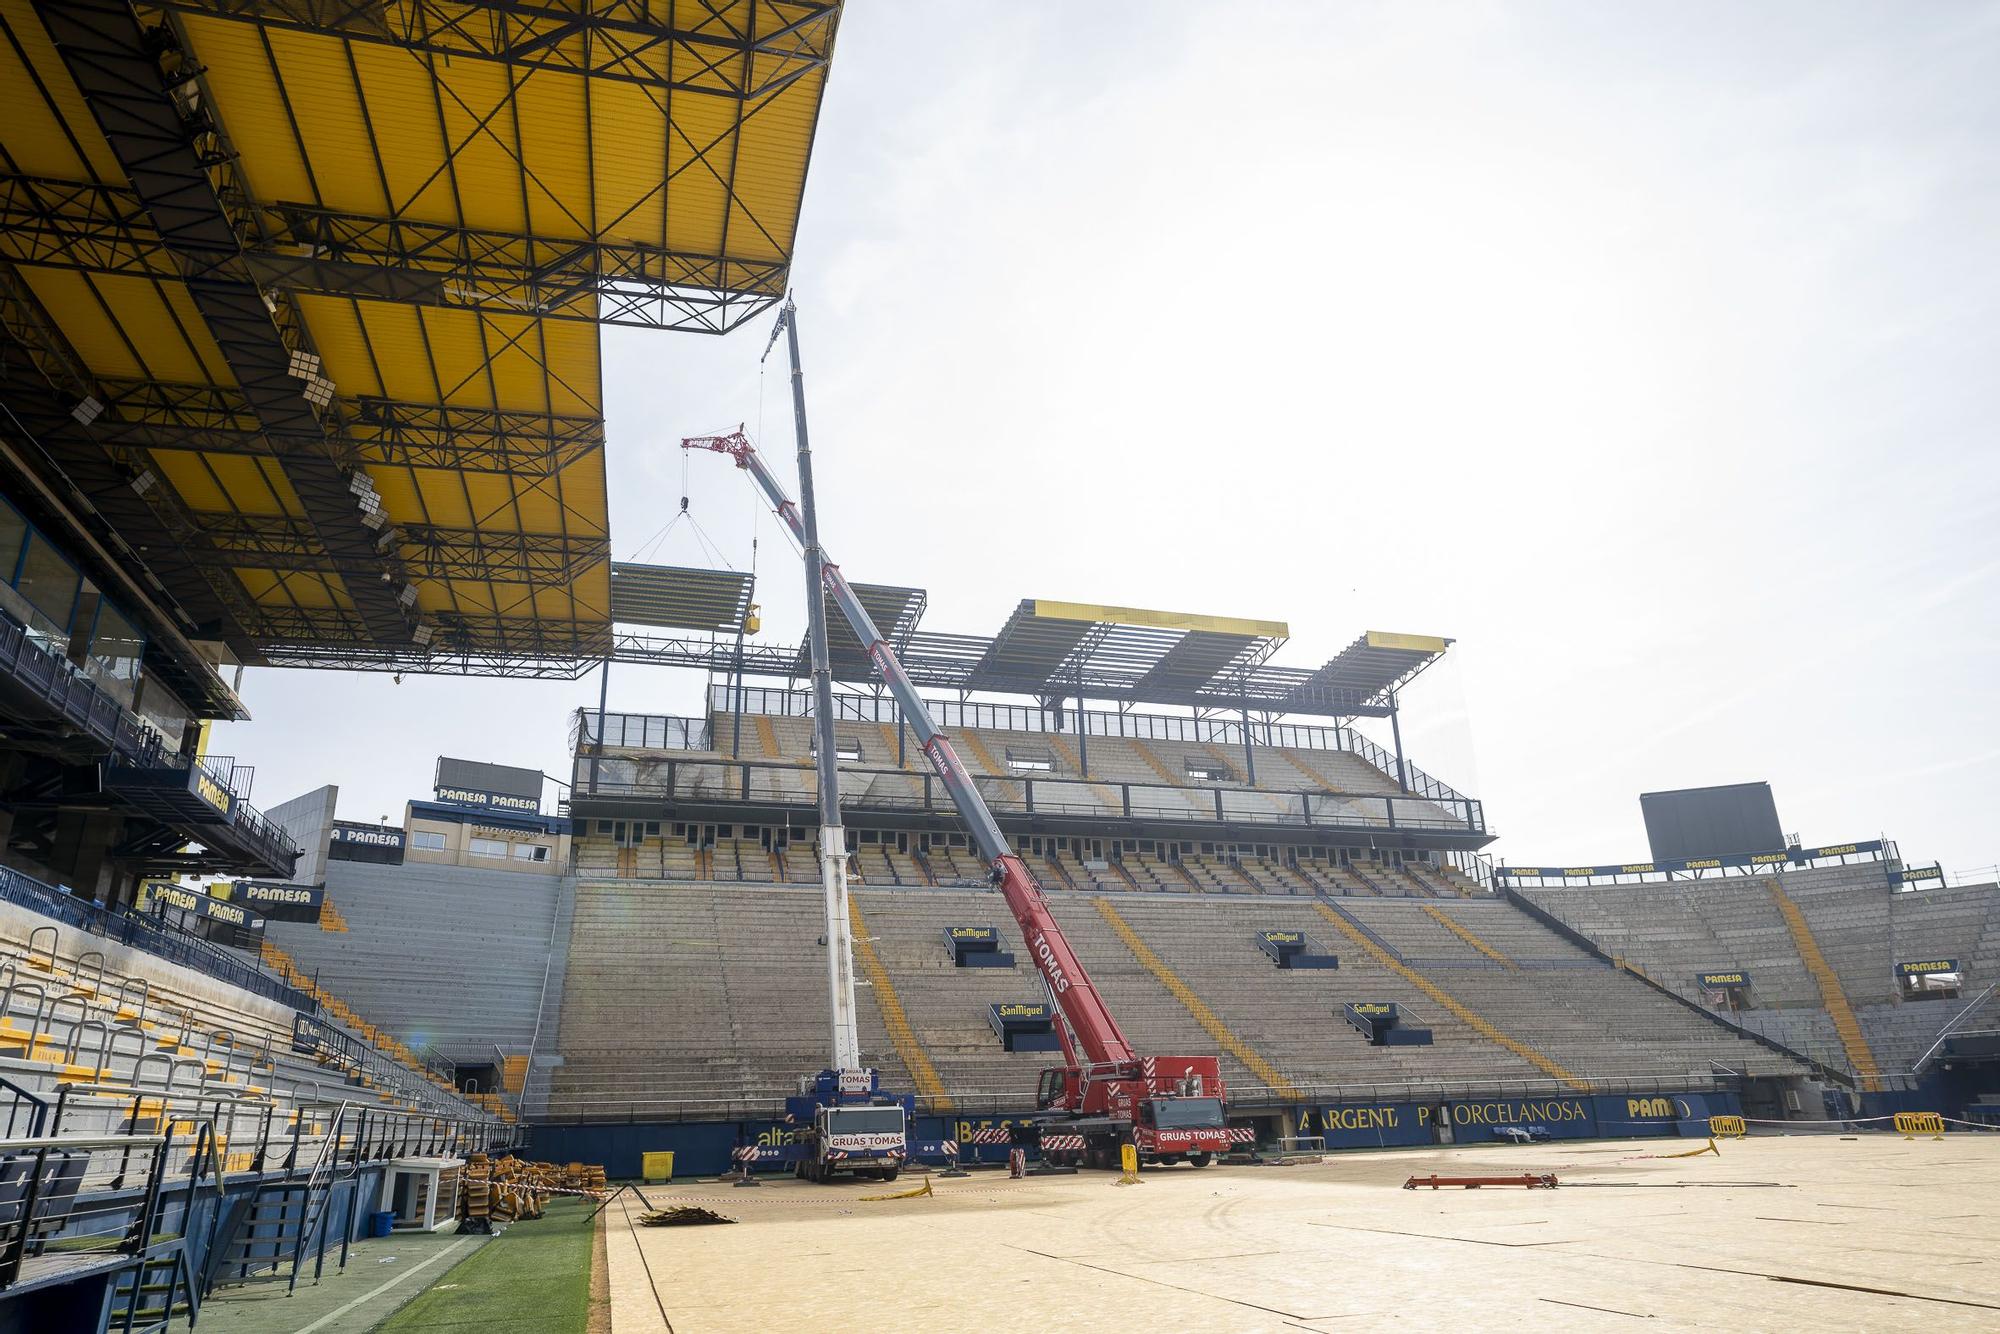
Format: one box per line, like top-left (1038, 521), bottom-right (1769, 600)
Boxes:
top-left (0, 612), bottom-right (166, 768)
top-left (0, 866), bottom-right (310, 1009)
top-left (583, 697), bottom-right (1477, 811)
top-left (567, 754), bottom-right (1489, 837)
top-left (0, 1131), bottom-right (169, 1288)
top-left (1911, 980), bottom-right (2000, 1075)
top-left (0, 613), bottom-right (295, 870)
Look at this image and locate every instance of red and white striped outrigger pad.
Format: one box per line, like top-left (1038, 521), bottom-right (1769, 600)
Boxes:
top-left (731, 1146), bottom-right (759, 1164)
top-left (1040, 1134), bottom-right (1086, 1152)
top-left (969, 1128), bottom-right (1015, 1145)
top-left (1226, 1126), bottom-right (1257, 1143)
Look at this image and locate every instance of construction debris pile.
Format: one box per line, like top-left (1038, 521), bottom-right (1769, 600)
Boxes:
top-left (457, 1154), bottom-right (609, 1232)
top-left (638, 1205), bottom-right (737, 1227)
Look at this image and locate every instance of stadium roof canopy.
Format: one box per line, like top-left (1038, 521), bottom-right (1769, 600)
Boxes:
top-left (1281, 632), bottom-right (1451, 712)
top-left (793, 582), bottom-right (926, 679)
top-left (958, 599), bottom-right (1289, 701)
top-left (614, 590), bottom-right (1446, 719)
top-left (609, 562), bottom-right (755, 634)
top-left (0, 0), bottom-right (841, 684)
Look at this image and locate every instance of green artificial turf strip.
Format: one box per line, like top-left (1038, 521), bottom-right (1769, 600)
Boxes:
top-left (376, 1199), bottom-right (596, 1334)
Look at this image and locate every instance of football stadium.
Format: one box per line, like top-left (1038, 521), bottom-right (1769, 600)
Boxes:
top-left (0, 3), bottom-right (1995, 1331)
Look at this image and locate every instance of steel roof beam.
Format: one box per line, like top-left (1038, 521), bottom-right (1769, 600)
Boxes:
top-left (605, 631), bottom-right (1400, 718)
top-left (36, 0), bottom-right (413, 644)
top-left (189, 510), bottom-right (609, 584)
top-left (148, 0), bottom-right (840, 98)
top-left (254, 606), bottom-right (609, 675)
top-left (86, 376), bottom-right (603, 475)
top-left (0, 263), bottom-right (269, 656)
top-left (0, 173), bottom-right (782, 331)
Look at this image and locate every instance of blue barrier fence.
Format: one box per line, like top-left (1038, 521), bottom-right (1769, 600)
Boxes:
top-left (0, 864), bottom-right (311, 1010)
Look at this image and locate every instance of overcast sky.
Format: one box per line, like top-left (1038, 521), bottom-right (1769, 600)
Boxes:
top-left (214, 1), bottom-right (2000, 878)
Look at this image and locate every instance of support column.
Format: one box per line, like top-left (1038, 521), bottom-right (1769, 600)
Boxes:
top-left (1388, 694), bottom-right (1410, 793)
top-left (0, 753), bottom-right (20, 855)
top-left (729, 624), bottom-right (747, 759)
top-left (50, 809), bottom-right (119, 902)
top-left (1239, 701), bottom-right (1258, 786)
top-left (589, 659), bottom-right (610, 794)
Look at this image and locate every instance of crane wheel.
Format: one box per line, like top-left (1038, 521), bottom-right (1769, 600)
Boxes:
top-left (1188, 1153), bottom-right (1213, 1168)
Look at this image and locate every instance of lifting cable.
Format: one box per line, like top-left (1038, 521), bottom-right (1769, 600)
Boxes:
top-left (624, 445), bottom-right (741, 570)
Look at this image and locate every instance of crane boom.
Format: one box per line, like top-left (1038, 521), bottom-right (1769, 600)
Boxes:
top-left (683, 427), bottom-right (1137, 1068)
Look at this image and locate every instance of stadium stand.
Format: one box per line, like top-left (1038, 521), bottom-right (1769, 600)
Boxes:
top-left (259, 860), bottom-right (568, 1077)
top-left (0, 865), bottom-right (508, 1322)
top-left (1518, 860), bottom-right (2000, 1090)
top-left (544, 881), bottom-right (918, 1121)
top-left (538, 871), bottom-right (1810, 1119)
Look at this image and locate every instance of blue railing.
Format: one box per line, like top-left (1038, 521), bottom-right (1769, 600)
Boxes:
top-left (2, 612), bottom-right (297, 872)
top-left (0, 866), bottom-right (311, 1010)
top-left (0, 611), bottom-right (163, 766)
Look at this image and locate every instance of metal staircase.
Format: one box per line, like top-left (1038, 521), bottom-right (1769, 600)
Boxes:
top-left (201, 1102), bottom-right (356, 1297)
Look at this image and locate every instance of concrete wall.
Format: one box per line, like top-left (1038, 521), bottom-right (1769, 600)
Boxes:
top-left (265, 784), bottom-right (338, 887)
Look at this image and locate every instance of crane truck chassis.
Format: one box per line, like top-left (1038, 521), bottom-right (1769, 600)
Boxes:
top-left (685, 323), bottom-right (1232, 1168)
top-left (785, 1068), bottom-right (912, 1183)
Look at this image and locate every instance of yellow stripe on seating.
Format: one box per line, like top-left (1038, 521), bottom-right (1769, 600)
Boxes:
top-left (1765, 880), bottom-right (1882, 1091)
top-left (1281, 748), bottom-right (1344, 794)
top-left (876, 721), bottom-right (909, 769)
top-left (1043, 734), bottom-right (1123, 811)
top-left (1202, 743), bottom-right (1294, 815)
top-left (1092, 898), bottom-right (1300, 1100)
top-left (754, 714), bottom-right (781, 759)
top-left (1420, 904), bottom-right (1517, 969)
top-left (847, 897), bottom-right (952, 1112)
top-left (1312, 902), bottom-right (1590, 1092)
top-left (953, 728), bottom-right (1004, 777)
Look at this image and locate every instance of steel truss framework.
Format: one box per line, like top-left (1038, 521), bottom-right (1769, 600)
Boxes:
top-left (36, 0), bottom-right (417, 644)
top-left (620, 630), bottom-right (1405, 717)
top-left (0, 172), bottom-right (785, 332)
top-left (87, 378), bottom-right (606, 477)
top-left (148, 0), bottom-right (840, 97)
top-left (0, 267), bottom-right (276, 651)
top-left (0, 0), bottom-right (840, 682)
top-left (193, 510), bottom-right (609, 584)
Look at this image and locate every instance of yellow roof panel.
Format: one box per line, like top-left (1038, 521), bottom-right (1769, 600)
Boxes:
top-left (2, 0), bottom-right (837, 668)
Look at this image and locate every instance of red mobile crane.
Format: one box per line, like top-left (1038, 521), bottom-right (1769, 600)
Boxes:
top-left (683, 309), bottom-right (1231, 1169)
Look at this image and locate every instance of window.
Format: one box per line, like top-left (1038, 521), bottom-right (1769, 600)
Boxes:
top-left (0, 499), bottom-right (26, 585)
top-left (411, 830), bottom-right (448, 851)
top-left (511, 843), bottom-right (548, 861)
top-left (1006, 751), bottom-right (1053, 772)
top-left (811, 740), bottom-right (862, 761)
top-left (469, 838), bottom-right (508, 858)
top-left (85, 599), bottom-right (145, 700)
top-left (1184, 759), bottom-right (1229, 783)
top-left (11, 531), bottom-right (81, 640)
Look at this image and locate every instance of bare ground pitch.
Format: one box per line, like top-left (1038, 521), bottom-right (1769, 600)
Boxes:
top-left (603, 1135), bottom-right (2000, 1332)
